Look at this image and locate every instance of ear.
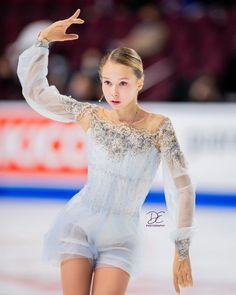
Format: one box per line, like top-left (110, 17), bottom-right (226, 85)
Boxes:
top-left (137, 76), bottom-right (144, 91)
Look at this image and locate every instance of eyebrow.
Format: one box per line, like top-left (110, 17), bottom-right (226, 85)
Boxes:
top-left (102, 76), bottom-right (130, 80)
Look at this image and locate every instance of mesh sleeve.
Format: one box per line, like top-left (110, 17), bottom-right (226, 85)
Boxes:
top-left (157, 117), bottom-right (197, 253)
top-left (17, 43), bottom-right (98, 123)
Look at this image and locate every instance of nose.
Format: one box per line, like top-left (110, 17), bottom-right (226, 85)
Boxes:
top-left (111, 85), bottom-right (119, 97)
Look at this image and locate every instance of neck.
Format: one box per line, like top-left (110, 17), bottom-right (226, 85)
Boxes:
top-left (112, 101), bottom-right (142, 123)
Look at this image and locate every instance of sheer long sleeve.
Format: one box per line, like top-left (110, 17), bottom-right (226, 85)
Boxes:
top-left (157, 117), bottom-right (197, 255)
top-left (17, 40), bottom-right (98, 123)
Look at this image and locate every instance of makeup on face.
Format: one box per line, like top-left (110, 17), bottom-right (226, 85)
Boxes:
top-left (110, 100), bottom-right (121, 105)
top-left (103, 77), bottom-right (129, 105)
top-left (101, 61), bottom-right (139, 108)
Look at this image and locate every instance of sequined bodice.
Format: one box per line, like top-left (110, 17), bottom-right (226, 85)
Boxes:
top-left (78, 108), bottom-right (165, 217)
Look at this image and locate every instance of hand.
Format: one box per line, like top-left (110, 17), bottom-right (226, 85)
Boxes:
top-left (173, 250), bottom-right (193, 294)
top-left (38, 8), bottom-right (85, 42)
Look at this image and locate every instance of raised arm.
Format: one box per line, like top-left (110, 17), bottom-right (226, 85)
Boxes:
top-left (156, 117), bottom-right (197, 292)
top-left (17, 9), bottom-right (98, 124)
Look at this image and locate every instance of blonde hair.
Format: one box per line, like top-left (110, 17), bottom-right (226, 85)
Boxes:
top-left (98, 47), bottom-right (144, 81)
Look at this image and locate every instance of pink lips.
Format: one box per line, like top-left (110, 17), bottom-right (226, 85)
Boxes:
top-left (111, 100), bottom-right (120, 104)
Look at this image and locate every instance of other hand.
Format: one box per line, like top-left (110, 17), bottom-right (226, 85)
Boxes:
top-left (173, 250), bottom-right (193, 294)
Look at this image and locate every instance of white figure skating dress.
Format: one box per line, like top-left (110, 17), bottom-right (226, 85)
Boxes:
top-left (17, 40), bottom-right (197, 280)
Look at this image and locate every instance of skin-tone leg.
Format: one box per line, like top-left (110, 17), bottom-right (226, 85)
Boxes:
top-left (60, 257), bottom-right (94, 295)
top-left (91, 265), bottom-right (130, 295)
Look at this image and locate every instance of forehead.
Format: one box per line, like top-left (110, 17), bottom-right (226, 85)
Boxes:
top-left (101, 60), bottom-right (135, 80)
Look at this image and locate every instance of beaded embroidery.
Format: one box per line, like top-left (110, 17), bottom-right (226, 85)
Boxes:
top-left (35, 39), bottom-right (49, 48)
top-left (67, 100), bottom-right (186, 165)
top-left (158, 118), bottom-right (187, 168)
top-left (58, 95), bottom-right (98, 121)
top-left (90, 113), bottom-right (159, 161)
top-left (175, 238), bottom-right (190, 261)
top-left (86, 107), bottom-right (186, 165)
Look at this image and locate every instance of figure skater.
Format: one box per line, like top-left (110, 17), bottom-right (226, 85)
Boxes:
top-left (17, 8), bottom-right (197, 295)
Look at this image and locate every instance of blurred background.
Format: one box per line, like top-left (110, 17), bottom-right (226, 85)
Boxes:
top-left (0, 0), bottom-right (236, 294)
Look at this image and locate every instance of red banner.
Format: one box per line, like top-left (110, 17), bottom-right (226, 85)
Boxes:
top-left (0, 103), bottom-right (88, 183)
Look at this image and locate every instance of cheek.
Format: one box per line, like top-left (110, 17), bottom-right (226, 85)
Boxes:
top-left (102, 85), bottom-right (109, 95)
top-left (120, 85), bottom-right (134, 94)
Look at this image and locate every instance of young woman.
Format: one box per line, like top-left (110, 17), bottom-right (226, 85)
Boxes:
top-left (17, 9), bottom-right (196, 295)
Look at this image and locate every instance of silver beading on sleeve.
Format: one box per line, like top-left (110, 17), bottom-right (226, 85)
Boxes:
top-left (35, 36), bottom-right (50, 48)
top-left (175, 238), bottom-right (190, 261)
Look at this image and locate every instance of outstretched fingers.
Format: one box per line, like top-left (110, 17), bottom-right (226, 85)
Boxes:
top-left (70, 8), bottom-right (81, 19)
top-left (57, 8), bottom-right (85, 40)
top-left (72, 18), bottom-right (85, 24)
top-left (69, 8), bottom-right (85, 23)
top-left (63, 33), bottom-right (79, 41)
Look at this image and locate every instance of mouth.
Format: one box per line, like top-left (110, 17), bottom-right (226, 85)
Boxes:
top-left (111, 100), bottom-right (121, 104)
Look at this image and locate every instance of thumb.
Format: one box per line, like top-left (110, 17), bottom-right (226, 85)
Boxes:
top-left (63, 34), bottom-right (79, 41)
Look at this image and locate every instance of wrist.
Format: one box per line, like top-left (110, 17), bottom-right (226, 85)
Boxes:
top-left (175, 238), bottom-right (190, 261)
top-left (37, 31), bottom-right (50, 42)
top-left (35, 32), bottom-right (50, 48)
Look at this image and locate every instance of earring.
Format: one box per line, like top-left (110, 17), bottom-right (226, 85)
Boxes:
top-left (98, 94), bottom-right (104, 102)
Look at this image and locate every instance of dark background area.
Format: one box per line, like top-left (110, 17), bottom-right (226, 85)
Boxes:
top-left (0, 0), bottom-right (235, 103)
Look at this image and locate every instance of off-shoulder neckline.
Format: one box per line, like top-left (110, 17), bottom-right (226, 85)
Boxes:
top-left (87, 105), bottom-right (170, 137)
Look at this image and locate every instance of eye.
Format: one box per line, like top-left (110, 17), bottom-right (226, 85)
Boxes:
top-left (120, 81), bottom-right (127, 86)
top-left (104, 80), bottom-right (111, 85)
